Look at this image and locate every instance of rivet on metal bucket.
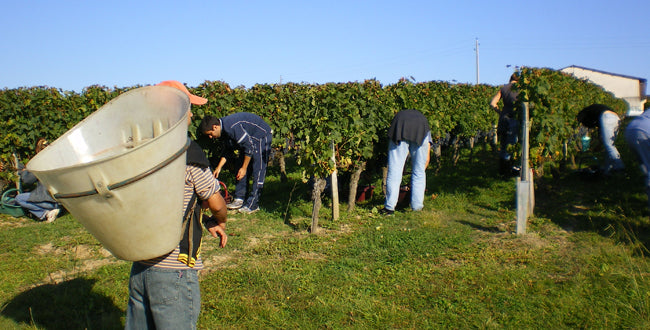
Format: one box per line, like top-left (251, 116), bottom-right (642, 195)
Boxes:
top-left (94, 180), bottom-right (113, 199)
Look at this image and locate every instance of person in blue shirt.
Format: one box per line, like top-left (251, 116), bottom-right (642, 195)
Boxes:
top-left (200, 113), bottom-right (273, 214)
top-left (625, 109), bottom-right (650, 211)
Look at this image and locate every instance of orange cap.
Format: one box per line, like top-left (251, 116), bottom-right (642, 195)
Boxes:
top-left (157, 80), bottom-right (208, 105)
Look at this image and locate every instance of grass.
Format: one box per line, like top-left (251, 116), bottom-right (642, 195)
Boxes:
top-left (1, 146), bottom-right (649, 329)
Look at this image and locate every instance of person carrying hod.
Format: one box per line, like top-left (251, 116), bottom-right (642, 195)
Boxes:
top-left (125, 80), bottom-right (228, 329)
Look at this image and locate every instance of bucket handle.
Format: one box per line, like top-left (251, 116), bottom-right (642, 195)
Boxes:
top-left (54, 139), bottom-right (191, 200)
top-left (2, 188), bottom-right (19, 205)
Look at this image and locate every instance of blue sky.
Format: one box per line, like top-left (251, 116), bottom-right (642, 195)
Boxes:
top-left (1, 0), bottom-right (649, 92)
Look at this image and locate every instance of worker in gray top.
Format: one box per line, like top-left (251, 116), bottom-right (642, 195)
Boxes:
top-left (490, 73), bottom-right (520, 176)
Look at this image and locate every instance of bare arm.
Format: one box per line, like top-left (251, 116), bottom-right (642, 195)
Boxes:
top-left (490, 91), bottom-right (501, 111)
top-left (213, 157), bottom-right (227, 178)
top-left (425, 142), bottom-right (431, 169)
top-left (203, 192), bottom-right (228, 247)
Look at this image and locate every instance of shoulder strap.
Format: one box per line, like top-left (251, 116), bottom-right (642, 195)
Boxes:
top-left (178, 192), bottom-right (203, 267)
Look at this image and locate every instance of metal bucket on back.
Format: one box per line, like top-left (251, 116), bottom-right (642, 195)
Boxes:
top-left (26, 85), bottom-right (191, 261)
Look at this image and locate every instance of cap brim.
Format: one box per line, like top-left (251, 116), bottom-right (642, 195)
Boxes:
top-left (156, 80), bottom-right (208, 105)
top-left (189, 95), bottom-right (208, 105)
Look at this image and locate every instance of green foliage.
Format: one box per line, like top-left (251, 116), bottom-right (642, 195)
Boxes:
top-left (0, 84), bottom-right (132, 181)
top-left (516, 67), bottom-right (626, 167)
top-left (0, 69), bottom-right (624, 183)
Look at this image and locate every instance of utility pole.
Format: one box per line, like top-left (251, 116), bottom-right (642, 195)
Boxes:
top-left (475, 38), bottom-right (480, 84)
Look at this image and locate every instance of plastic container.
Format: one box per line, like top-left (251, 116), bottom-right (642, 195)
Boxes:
top-left (0, 188), bottom-right (25, 217)
top-left (26, 85), bottom-right (191, 261)
top-left (397, 185), bottom-right (410, 205)
top-left (355, 185), bottom-right (374, 202)
top-left (581, 135), bottom-right (591, 152)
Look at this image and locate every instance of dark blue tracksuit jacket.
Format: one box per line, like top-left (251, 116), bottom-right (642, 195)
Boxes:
top-left (219, 112), bottom-right (272, 209)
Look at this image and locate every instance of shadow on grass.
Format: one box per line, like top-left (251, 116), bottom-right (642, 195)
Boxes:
top-left (427, 145), bottom-right (650, 254)
top-left (534, 165), bottom-right (650, 255)
top-left (1, 278), bottom-right (123, 329)
top-left (256, 145), bottom-right (650, 254)
top-left (457, 219), bottom-right (503, 233)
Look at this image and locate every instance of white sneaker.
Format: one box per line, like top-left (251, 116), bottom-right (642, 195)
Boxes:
top-left (45, 209), bottom-right (60, 223)
top-left (238, 206), bottom-right (259, 214)
top-left (226, 199), bottom-right (244, 210)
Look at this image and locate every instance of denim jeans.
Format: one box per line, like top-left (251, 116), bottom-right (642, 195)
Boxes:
top-left (600, 111), bottom-right (624, 173)
top-left (385, 135), bottom-right (431, 211)
top-left (625, 126), bottom-right (650, 210)
top-left (14, 192), bottom-right (57, 220)
top-left (125, 262), bottom-right (201, 330)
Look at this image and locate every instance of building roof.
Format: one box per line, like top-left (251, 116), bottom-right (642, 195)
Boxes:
top-left (561, 65), bottom-right (647, 83)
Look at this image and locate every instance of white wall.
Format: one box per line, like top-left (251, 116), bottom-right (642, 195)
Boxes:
top-left (560, 66), bottom-right (646, 116)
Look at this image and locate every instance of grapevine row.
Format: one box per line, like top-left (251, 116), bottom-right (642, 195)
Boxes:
top-left (0, 68), bottom-right (627, 215)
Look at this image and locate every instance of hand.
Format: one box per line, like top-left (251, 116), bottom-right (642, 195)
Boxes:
top-left (213, 168), bottom-right (221, 179)
top-left (236, 167), bottom-right (247, 180)
top-left (207, 222), bottom-right (228, 248)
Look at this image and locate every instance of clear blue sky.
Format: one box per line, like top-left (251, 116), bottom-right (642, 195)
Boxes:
top-left (2, 0), bottom-right (649, 92)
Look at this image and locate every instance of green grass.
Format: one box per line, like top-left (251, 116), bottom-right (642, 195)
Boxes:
top-left (1, 148), bottom-right (649, 329)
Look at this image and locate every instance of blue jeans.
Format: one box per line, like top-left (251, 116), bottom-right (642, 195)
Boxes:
top-left (385, 135), bottom-right (430, 211)
top-left (125, 262), bottom-right (201, 330)
top-left (14, 192), bottom-right (57, 220)
top-left (625, 126), bottom-right (650, 210)
top-left (600, 111), bottom-right (624, 173)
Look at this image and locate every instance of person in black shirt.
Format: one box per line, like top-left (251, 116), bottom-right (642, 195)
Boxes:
top-left (381, 109), bottom-right (432, 215)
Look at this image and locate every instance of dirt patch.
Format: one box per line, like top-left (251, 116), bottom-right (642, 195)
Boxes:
top-left (72, 244), bottom-right (95, 259)
top-left (516, 232), bottom-right (553, 249)
top-left (99, 247), bottom-right (113, 258)
top-left (0, 215), bottom-right (32, 228)
top-left (44, 259), bottom-right (119, 284)
top-left (32, 243), bottom-right (123, 285)
top-left (35, 243), bottom-right (62, 255)
top-left (247, 236), bottom-right (261, 248)
top-left (203, 254), bottom-right (234, 269)
top-left (296, 251), bottom-right (325, 261)
top-left (34, 243), bottom-right (104, 260)
top-left (481, 229), bottom-right (571, 255)
top-left (338, 223), bottom-right (354, 234)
